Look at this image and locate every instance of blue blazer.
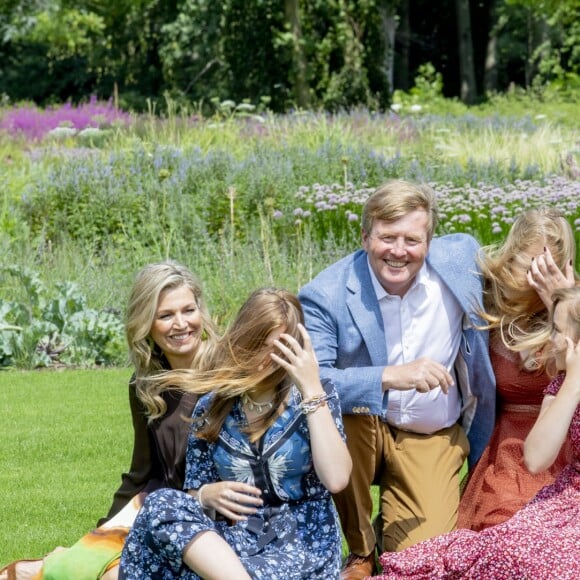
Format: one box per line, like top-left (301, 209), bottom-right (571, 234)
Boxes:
top-left (298, 234), bottom-right (496, 467)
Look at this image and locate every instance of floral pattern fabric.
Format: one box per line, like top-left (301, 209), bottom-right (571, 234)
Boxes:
top-left (119, 379), bottom-right (345, 579)
top-left (371, 373), bottom-right (580, 579)
top-left (457, 333), bottom-right (572, 530)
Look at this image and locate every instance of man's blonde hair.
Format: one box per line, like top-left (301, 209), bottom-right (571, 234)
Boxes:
top-left (362, 180), bottom-right (439, 240)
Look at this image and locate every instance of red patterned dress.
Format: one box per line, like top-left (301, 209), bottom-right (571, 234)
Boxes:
top-left (370, 373), bottom-right (580, 579)
top-left (458, 331), bottom-right (572, 530)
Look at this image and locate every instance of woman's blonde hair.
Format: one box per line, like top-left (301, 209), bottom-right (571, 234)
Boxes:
top-left (153, 287), bottom-right (304, 442)
top-left (126, 261), bottom-right (218, 418)
top-left (479, 208), bottom-right (577, 368)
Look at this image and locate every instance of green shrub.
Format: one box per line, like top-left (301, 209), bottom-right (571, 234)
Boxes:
top-left (0, 266), bottom-right (125, 369)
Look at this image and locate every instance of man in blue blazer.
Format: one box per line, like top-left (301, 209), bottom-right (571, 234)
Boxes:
top-left (299, 180), bottom-right (495, 579)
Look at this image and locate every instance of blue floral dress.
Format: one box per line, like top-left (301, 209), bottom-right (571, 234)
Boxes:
top-left (119, 379), bottom-right (345, 579)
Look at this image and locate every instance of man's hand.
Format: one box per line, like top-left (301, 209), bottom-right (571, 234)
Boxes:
top-left (382, 357), bottom-right (453, 394)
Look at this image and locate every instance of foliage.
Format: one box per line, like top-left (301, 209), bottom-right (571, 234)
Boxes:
top-left (0, 266), bottom-right (125, 368)
top-left (18, 6), bottom-right (105, 58)
top-left (159, 0), bottom-right (226, 104)
top-left (504, 0), bottom-right (580, 87)
top-left (16, 112), bottom-right (573, 252)
top-left (1, 94), bottom-right (579, 368)
top-left (390, 63), bottom-right (466, 115)
top-left (299, 0), bottom-right (388, 111)
top-left (3, 0), bottom-right (577, 110)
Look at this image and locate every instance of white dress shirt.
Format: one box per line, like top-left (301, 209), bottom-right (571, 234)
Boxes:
top-left (368, 259), bottom-right (463, 434)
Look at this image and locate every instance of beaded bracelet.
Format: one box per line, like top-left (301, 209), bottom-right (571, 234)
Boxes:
top-left (300, 393), bottom-right (331, 415)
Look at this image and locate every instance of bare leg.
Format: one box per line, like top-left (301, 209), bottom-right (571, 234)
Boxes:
top-left (0, 559), bottom-right (44, 580)
top-left (0, 545), bottom-right (70, 580)
top-left (101, 565), bottom-right (119, 580)
top-left (183, 531), bottom-right (251, 580)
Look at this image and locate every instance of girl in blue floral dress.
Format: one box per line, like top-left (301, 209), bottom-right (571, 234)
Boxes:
top-left (119, 288), bottom-right (352, 580)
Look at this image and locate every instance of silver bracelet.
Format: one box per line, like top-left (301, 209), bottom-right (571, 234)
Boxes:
top-left (197, 484), bottom-right (208, 509)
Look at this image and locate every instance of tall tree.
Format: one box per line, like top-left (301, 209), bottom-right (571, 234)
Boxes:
top-left (284, 0), bottom-right (310, 108)
top-left (483, 0), bottom-right (500, 93)
top-left (455, 0), bottom-right (477, 102)
top-left (395, 0), bottom-right (411, 91)
top-left (376, 0), bottom-right (398, 94)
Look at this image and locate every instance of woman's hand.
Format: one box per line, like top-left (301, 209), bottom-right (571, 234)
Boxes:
top-left (271, 323), bottom-right (352, 493)
top-left (270, 323), bottom-right (323, 399)
top-left (527, 247), bottom-right (575, 308)
top-left (192, 481), bottom-right (263, 521)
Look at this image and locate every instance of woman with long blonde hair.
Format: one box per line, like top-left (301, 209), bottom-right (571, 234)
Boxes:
top-left (119, 288), bottom-right (352, 579)
top-left (0, 261), bottom-right (218, 580)
top-left (106, 260), bottom-right (218, 517)
top-left (458, 207), bottom-right (577, 530)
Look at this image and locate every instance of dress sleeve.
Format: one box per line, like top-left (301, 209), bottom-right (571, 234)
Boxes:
top-left (322, 378), bottom-right (347, 442)
top-left (97, 378), bottom-right (153, 525)
top-left (544, 373), bottom-right (565, 397)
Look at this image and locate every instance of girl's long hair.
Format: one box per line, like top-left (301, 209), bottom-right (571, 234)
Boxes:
top-left (541, 286), bottom-right (580, 377)
top-left (478, 208), bottom-right (577, 370)
top-left (150, 287), bottom-right (304, 442)
top-left (125, 261), bottom-right (218, 419)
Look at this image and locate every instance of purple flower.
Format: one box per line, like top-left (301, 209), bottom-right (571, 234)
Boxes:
top-left (0, 96), bottom-right (131, 141)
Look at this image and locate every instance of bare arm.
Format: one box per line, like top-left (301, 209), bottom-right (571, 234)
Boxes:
top-left (524, 338), bottom-right (580, 473)
top-left (272, 324), bottom-right (352, 493)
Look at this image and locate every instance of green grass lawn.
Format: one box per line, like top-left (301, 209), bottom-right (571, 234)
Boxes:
top-left (0, 369), bottom-right (133, 566)
top-left (0, 368), bottom-right (373, 566)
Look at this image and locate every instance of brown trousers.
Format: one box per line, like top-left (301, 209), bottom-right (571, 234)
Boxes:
top-left (333, 414), bottom-right (469, 555)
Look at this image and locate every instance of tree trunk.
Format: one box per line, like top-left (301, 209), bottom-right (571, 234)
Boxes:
top-left (397, 0), bottom-right (411, 91)
top-left (524, 6), bottom-right (549, 87)
top-left (376, 0), bottom-right (398, 94)
top-left (483, 0), bottom-right (498, 94)
top-left (533, 14), bottom-right (550, 84)
top-left (284, 0), bottom-right (310, 108)
top-left (525, 8), bottom-right (533, 86)
top-left (484, 33), bottom-right (498, 94)
top-left (455, 0), bottom-right (477, 103)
